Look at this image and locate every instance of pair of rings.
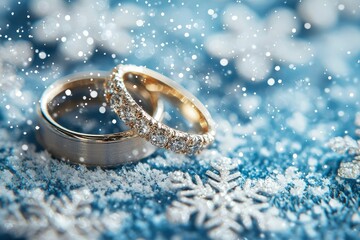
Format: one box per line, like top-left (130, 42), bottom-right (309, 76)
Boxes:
top-left (37, 65), bottom-right (215, 167)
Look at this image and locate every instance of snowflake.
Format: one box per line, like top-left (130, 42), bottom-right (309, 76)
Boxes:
top-left (205, 4), bottom-right (312, 81)
top-left (0, 135), bottom-right (172, 239)
top-left (313, 26), bottom-right (360, 76)
top-left (30, 0), bottom-right (144, 61)
top-left (297, 0), bottom-right (360, 76)
top-left (0, 188), bottom-right (127, 240)
top-left (166, 158), bottom-right (287, 240)
top-left (298, 0), bottom-right (360, 30)
top-left (328, 113), bottom-right (360, 179)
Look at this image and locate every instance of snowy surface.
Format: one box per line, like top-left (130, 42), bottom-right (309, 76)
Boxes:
top-left (0, 0), bottom-right (360, 239)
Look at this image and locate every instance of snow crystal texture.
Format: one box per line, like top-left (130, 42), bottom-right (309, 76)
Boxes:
top-left (0, 0), bottom-right (360, 239)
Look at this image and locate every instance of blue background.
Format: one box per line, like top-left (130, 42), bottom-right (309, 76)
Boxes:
top-left (0, 0), bottom-right (360, 239)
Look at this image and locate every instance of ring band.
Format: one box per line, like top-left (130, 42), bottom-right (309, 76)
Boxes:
top-left (105, 65), bottom-right (215, 155)
top-left (37, 72), bottom-right (163, 166)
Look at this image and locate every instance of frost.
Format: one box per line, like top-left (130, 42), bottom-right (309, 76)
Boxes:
top-left (337, 161), bottom-right (360, 179)
top-left (167, 158), bottom-right (287, 240)
top-left (328, 113), bottom-right (360, 179)
top-left (0, 135), bottom-right (172, 239)
top-left (1, 1), bottom-right (360, 239)
top-left (254, 167), bottom-right (329, 197)
top-left (148, 152), bottom-right (192, 168)
top-left (0, 188), bottom-right (127, 240)
top-left (167, 157), bottom-right (333, 239)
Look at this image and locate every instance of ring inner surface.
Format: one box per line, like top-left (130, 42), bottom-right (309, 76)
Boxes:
top-left (46, 77), bottom-right (155, 134)
top-left (123, 72), bottom-right (209, 134)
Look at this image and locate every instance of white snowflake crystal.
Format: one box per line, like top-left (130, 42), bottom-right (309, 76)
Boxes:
top-left (167, 158), bottom-right (287, 240)
top-left (205, 5), bottom-right (312, 81)
top-left (1, 188), bottom-right (127, 240)
top-left (298, 0), bottom-right (360, 29)
top-left (0, 135), bottom-right (174, 239)
top-left (314, 26), bottom-right (360, 76)
top-left (328, 113), bottom-right (360, 179)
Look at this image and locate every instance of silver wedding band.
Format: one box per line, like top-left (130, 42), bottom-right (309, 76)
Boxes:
top-left (37, 72), bottom-right (163, 166)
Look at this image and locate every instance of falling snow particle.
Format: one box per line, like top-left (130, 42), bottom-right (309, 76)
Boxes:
top-left (65, 89), bottom-right (72, 96)
top-left (267, 78), bottom-right (275, 86)
top-left (99, 106), bottom-right (106, 114)
top-left (136, 20), bottom-right (144, 27)
top-left (39, 52), bottom-right (46, 59)
top-left (90, 90), bottom-right (98, 98)
top-left (220, 58), bottom-right (228, 66)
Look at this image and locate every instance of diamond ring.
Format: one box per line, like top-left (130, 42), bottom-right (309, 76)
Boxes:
top-left (105, 65), bottom-right (216, 155)
top-left (37, 72), bottom-right (164, 166)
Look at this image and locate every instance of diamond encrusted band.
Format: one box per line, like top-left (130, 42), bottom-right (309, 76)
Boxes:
top-left (105, 65), bottom-right (216, 155)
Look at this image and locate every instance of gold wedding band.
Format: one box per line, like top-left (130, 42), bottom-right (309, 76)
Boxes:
top-left (105, 65), bottom-right (215, 155)
top-left (37, 72), bottom-right (164, 166)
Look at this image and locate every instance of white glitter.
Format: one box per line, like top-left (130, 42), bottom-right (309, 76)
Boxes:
top-left (220, 58), bottom-right (229, 66)
top-left (65, 89), bottom-right (72, 96)
top-left (338, 4), bottom-right (345, 11)
top-left (87, 37), bottom-right (94, 45)
top-left (267, 78), bottom-right (275, 86)
top-left (99, 106), bottom-right (106, 114)
top-left (90, 91), bottom-right (98, 98)
top-left (208, 9), bottom-right (214, 15)
top-left (136, 19), bottom-right (144, 27)
top-left (304, 23), bottom-right (311, 29)
top-left (39, 51), bottom-right (46, 59)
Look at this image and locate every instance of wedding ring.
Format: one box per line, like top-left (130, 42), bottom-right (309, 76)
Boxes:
top-left (105, 65), bottom-right (215, 155)
top-left (37, 72), bottom-right (163, 166)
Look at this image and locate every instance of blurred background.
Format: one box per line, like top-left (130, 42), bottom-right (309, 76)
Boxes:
top-left (0, 0), bottom-right (360, 239)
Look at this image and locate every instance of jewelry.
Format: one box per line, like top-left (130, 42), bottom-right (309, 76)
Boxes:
top-left (37, 72), bottom-right (163, 166)
top-left (105, 65), bottom-right (215, 155)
